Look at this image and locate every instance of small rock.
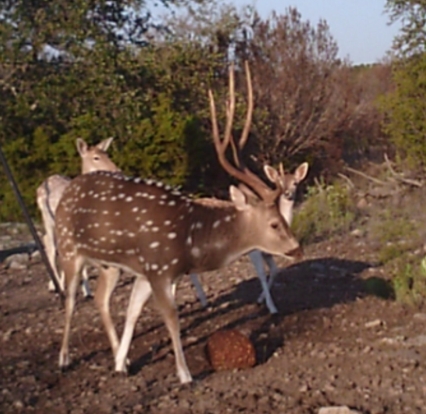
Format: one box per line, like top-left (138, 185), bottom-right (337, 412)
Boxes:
top-left (31, 250), bottom-right (41, 261)
top-left (356, 197), bottom-right (368, 209)
top-left (407, 334), bottom-right (426, 347)
top-left (8, 259), bottom-right (28, 270)
top-left (186, 336), bottom-right (198, 344)
top-left (350, 228), bottom-right (363, 237)
top-left (318, 406), bottom-right (361, 414)
top-left (365, 319), bottom-right (382, 328)
top-left (5, 253), bottom-right (29, 269)
top-left (2, 328), bottom-right (15, 341)
top-left (413, 313), bottom-right (426, 322)
top-left (13, 400), bottom-right (24, 410)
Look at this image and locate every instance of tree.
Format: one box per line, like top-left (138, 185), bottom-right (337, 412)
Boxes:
top-left (385, 0), bottom-right (426, 57)
top-left (381, 0), bottom-right (426, 167)
top-left (0, 0), bottom-right (214, 220)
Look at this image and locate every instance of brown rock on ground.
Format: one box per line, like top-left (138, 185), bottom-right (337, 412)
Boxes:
top-left (206, 329), bottom-right (256, 371)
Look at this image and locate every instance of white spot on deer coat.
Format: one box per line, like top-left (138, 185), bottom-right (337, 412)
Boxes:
top-left (167, 232), bottom-right (177, 239)
top-left (191, 247), bottom-right (200, 258)
top-left (149, 241), bottom-right (160, 249)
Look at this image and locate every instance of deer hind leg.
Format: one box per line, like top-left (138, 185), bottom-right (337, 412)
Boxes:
top-left (80, 266), bottom-right (93, 298)
top-left (264, 253), bottom-right (279, 288)
top-left (44, 231), bottom-right (63, 292)
top-left (115, 276), bottom-right (152, 373)
top-left (189, 273), bottom-right (208, 307)
top-left (94, 266), bottom-right (120, 357)
top-left (152, 278), bottom-right (192, 384)
top-left (257, 253), bottom-right (279, 303)
top-left (59, 255), bottom-right (84, 368)
top-left (249, 250), bottom-right (278, 314)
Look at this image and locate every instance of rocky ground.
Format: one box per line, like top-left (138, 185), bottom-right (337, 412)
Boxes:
top-left (1, 186), bottom-right (426, 414)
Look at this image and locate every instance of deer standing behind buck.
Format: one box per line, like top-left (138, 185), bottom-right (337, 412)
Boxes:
top-left (55, 62), bottom-right (303, 383)
top-left (190, 161), bottom-right (308, 314)
top-left (36, 137), bottom-right (120, 297)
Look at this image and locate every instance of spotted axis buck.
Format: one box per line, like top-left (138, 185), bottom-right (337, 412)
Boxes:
top-left (55, 62), bottom-right (303, 384)
top-left (36, 137), bottom-right (120, 297)
top-left (189, 161), bottom-right (308, 314)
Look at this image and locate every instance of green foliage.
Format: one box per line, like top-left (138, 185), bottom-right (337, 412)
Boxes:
top-left (114, 93), bottom-right (207, 186)
top-left (372, 210), bottom-right (418, 264)
top-left (385, 0), bottom-right (426, 58)
top-left (381, 1), bottom-right (426, 168)
top-left (292, 180), bottom-right (357, 244)
top-left (0, 0), bottom-right (218, 221)
top-left (391, 258), bottom-right (426, 306)
top-left (370, 207), bottom-right (426, 305)
top-left (380, 55), bottom-right (426, 168)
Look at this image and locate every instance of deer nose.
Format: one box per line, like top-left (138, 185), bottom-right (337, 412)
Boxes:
top-left (285, 246), bottom-right (303, 261)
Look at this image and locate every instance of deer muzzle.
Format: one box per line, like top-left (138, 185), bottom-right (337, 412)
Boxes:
top-left (285, 245), bottom-right (304, 261)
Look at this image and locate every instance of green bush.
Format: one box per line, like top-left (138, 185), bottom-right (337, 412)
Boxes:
top-left (391, 258), bottom-right (426, 306)
top-left (292, 180), bottom-right (357, 244)
top-left (380, 55), bottom-right (426, 168)
top-left (371, 211), bottom-right (418, 264)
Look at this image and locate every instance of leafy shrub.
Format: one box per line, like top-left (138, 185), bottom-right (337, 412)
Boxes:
top-left (292, 180), bottom-right (357, 244)
top-left (391, 258), bottom-right (426, 306)
top-left (371, 211), bottom-right (418, 264)
top-left (380, 55), bottom-right (426, 168)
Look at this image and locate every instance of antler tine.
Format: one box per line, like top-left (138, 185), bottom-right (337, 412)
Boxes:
top-left (224, 63), bottom-right (236, 151)
top-left (239, 60), bottom-right (254, 150)
top-left (209, 62), bottom-right (278, 199)
top-left (208, 89), bottom-right (223, 152)
top-left (226, 101), bottom-right (241, 168)
top-left (209, 88), bottom-right (249, 185)
top-left (228, 61), bottom-right (253, 167)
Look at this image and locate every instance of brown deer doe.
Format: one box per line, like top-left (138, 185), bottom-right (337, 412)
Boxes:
top-left (36, 137), bottom-right (120, 297)
top-left (54, 62), bottom-right (303, 383)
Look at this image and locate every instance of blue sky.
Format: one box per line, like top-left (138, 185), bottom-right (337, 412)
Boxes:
top-left (230, 0), bottom-right (400, 64)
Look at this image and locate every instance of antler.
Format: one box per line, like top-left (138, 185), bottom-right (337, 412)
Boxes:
top-left (209, 62), bottom-right (278, 200)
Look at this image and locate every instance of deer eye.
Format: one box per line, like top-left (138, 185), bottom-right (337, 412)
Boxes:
top-left (93, 156), bottom-right (100, 161)
top-left (270, 221), bottom-right (280, 230)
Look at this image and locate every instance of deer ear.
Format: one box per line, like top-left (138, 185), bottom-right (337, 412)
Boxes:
top-left (230, 184), bottom-right (260, 210)
top-left (264, 165), bottom-right (280, 184)
top-left (97, 136), bottom-right (114, 152)
top-left (294, 162), bottom-right (309, 183)
top-left (76, 138), bottom-right (88, 156)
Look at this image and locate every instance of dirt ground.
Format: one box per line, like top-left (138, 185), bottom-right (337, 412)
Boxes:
top-left (1, 191), bottom-right (426, 413)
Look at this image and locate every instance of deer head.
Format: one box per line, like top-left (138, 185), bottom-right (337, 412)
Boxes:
top-left (264, 162), bottom-right (309, 224)
top-left (76, 137), bottom-right (120, 174)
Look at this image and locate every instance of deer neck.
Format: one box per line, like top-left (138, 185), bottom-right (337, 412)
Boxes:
top-left (279, 196), bottom-right (295, 226)
top-left (184, 201), bottom-right (255, 273)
